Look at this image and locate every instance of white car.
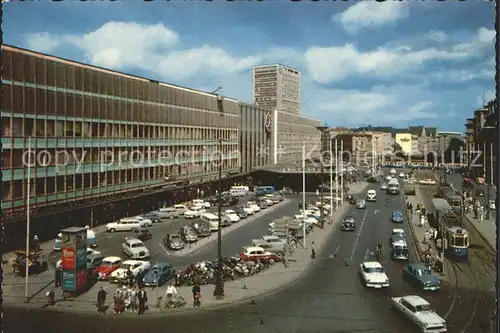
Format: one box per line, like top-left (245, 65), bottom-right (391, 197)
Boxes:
top-left (225, 210), bottom-right (241, 223)
top-left (109, 260), bottom-right (151, 283)
top-left (419, 179), bottom-right (437, 185)
top-left (391, 295), bottom-right (447, 332)
top-left (242, 205), bottom-right (255, 215)
top-left (399, 172), bottom-right (405, 178)
top-left (294, 214), bottom-right (318, 225)
top-left (366, 190), bottom-right (377, 202)
top-left (86, 247), bottom-right (101, 256)
top-left (386, 175), bottom-right (393, 181)
top-left (488, 200), bottom-right (496, 210)
top-left (192, 199), bottom-right (211, 209)
top-left (390, 168), bottom-right (396, 175)
top-left (247, 201), bottom-right (261, 213)
top-left (359, 261), bottom-right (390, 288)
top-left (106, 217), bottom-right (151, 232)
top-left (121, 238), bottom-right (150, 259)
top-left (184, 206), bottom-right (206, 218)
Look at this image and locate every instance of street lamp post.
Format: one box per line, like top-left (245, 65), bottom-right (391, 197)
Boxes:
top-left (211, 87), bottom-right (224, 299)
top-left (317, 125), bottom-right (329, 226)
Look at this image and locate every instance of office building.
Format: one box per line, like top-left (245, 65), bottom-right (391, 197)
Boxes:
top-left (253, 64), bottom-right (300, 114)
top-left (1, 44), bottom-right (241, 240)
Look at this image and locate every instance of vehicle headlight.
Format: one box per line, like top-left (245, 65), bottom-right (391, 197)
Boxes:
top-left (423, 323), bottom-right (428, 327)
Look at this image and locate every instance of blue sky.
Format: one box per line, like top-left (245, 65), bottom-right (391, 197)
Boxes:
top-left (4, 2), bottom-right (495, 131)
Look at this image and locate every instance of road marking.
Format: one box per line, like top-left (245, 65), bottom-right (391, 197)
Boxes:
top-left (349, 210), bottom-right (368, 261)
top-left (158, 242), bottom-right (171, 256)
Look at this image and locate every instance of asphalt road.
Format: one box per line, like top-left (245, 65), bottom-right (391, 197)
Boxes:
top-left (9, 174), bottom-right (468, 333)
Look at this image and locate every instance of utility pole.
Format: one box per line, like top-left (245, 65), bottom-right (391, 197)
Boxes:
top-left (329, 139), bottom-right (334, 218)
top-left (340, 140), bottom-right (344, 205)
top-left (335, 139), bottom-right (338, 212)
top-left (213, 95), bottom-right (224, 299)
top-left (302, 139), bottom-right (306, 247)
top-left (284, 223), bottom-right (289, 268)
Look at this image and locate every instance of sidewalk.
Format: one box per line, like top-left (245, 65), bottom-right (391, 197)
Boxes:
top-left (463, 213), bottom-right (496, 251)
top-left (402, 187), bottom-right (444, 279)
top-left (6, 182), bottom-right (368, 316)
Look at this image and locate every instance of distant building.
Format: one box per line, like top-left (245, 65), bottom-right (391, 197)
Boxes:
top-left (253, 64), bottom-right (300, 114)
top-left (334, 132), bottom-right (374, 166)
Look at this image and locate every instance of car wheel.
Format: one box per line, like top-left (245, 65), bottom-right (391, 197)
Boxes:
top-left (269, 258), bottom-right (275, 264)
top-left (109, 228), bottom-right (116, 233)
top-left (276, 252), bottom-right (284, 258)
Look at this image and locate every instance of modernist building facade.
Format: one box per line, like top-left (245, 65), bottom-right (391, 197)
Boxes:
top-left (0, 45), bottom-right (322, 241)
top-left (253, 64), bottom-right (301, 114)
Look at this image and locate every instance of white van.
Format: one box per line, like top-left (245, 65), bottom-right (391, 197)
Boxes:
top-left (201, 213), bottom-right (219, 231)
top-left (106, 217), bottom-right (150, 232)
top-left (366, 190), bottom-right (377, 202)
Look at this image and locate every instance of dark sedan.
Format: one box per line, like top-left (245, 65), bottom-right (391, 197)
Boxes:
top-left (341, 217), bottom-right (356, 231)
top-left (142, 212), bottom-right (161, 223)
top-left (475, 189), bottom-right (485, 197)
top-left (402, 263), bottom-right (440, 291)
top-left (234, 206), bottom-right (248, 219)
top-left (189, 221), bottom-right (211, 237)
top-left (163, 233), bottom-right (185, 250)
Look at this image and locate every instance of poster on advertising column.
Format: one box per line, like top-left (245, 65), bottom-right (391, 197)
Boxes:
top-left (61, 248), bottom-right (76, 270)
top-left (62, 270), bottom-right (76, 291)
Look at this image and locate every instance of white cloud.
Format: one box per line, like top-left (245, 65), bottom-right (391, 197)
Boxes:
top-left (65, 21), bottom-right (179, 69)
top-left (157, 46), bottom-right (260, 81)
top-left (429, 68), bottom-right (494, 83)
top-left (304, 44), bottom-right (469, 83)
top-left (334, 2), bottom-right (410, 33)
top-left (451, 27), bottom-right (495, 53)
top-left (25, 32), bottom-right (61, 53)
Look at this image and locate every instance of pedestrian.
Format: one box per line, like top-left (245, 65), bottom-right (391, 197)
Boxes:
top-left (310, 241), bottom-right (316, 259)
top-left (138, 287), bottom-right (148, 316)
top-left (97, 286), bottom-right (107, 314)
top-left (129, 286), bottom-right (137, 312)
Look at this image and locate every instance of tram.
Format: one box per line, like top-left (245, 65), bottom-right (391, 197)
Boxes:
top-left (432, 198), bottom-right (469, 261)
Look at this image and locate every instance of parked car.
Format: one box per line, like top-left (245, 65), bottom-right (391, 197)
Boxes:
top-left (207, 196), bottom-right (219, 205)
top-left (341, 217), bottom-right (356, 231)
top-left (279, 187), bottom-right (294, 195)
top-left (251, 239), bottom-right (285, 257)
top-left (134, 228), bottom-right (152, 241)
top-left (391, 210), bottom-right (404, 223)
top-left (402, 263), bottom-right (441, 291)
top-left (234, 206), bottom-right (248, 219)
top-left (173, 204), bottom-right (188, 215)
top-left (157, 207), bottom-right (179, 219)
top-left (367, 176), bottom-right (379, 183)
top-left (246, 201), bottom-right (260, 213)
top-left (488, 199), bottom-right (496, 210)
top-left (142, 212), bottom-right (161, 223)
top-left (419, 179), bottom-right (437, 185)
top-left (121, 238), bottom-right (150, 259)
top-left (192, 199), bottom-right (211, 209)
top-left (184, 206), bottom-right (206, 219)
top-left (222, 195), bottom-right (239, 207)
top-left (109, 260), bottom-right (151, 284)
top-left (164, 233), bottom-right (185, 250)
top-left (106, 217), bottom-right (150, 232)
top-left (188, 221), bottom-right (211, 237)
top-left (390, 295), bottom-right (447, 332)
top-left (240, 246), bottom-right (281, 264)
top-left (142, 261), bottom-right (175, 286)
top-left (94, 256), bottom-right (123, 280)
top-left (257, 199), bottom-right (268, 209)
top-left (380, 183), bottom-right (389, 190)
top-left (86, 253), bottom-right (104, 270)
top-left (224, 210), bottom-right (241, 223)
top-left (180, 226), bottom-right (198, 242)
top-left (359, 261), bottom-right (390, 288)
top-left (215, 213), bottom-right (232, 227)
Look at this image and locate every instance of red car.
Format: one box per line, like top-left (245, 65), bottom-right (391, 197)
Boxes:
top-left (240, 246), bottom-right (280, 264)
top-left (93, 256), bottom-right (122, 280)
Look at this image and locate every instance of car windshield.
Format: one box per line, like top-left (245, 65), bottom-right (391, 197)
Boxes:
top-left (365, 267), bottom-right (384, 273)
top-left (170, 235), bottom-right (181, 240)
top-left (415, 268), bottom-right (431, 276)
top-left (131, 243), bottom-right (144, 248)
top-left (415, 304), bottom-right (432, 312)
top-left (393, 232), bottom-right (405, 238)
top-left (101, 260), bottom-right (115, 267)
top-left (121, 263), bottom-right (133, 270)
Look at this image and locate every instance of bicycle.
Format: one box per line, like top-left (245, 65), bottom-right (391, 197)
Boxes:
top-left (159, 295), bottom-right (186, 311)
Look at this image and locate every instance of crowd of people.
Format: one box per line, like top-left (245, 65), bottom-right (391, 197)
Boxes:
top-left (96, 285), bottom-right (148, 315)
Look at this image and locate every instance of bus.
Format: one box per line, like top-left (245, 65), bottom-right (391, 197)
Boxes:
top-left (255, 186), bottom-right (275, 196)
top-left (229, 185), bottom-right (250, 197)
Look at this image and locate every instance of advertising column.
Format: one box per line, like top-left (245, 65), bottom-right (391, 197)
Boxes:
top-left (60, 227), bottom-right (87, 294)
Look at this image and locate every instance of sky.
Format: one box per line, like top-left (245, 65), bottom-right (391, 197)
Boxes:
top-left (3, 2), bottom-right (495, 132)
